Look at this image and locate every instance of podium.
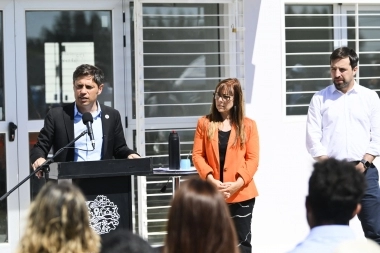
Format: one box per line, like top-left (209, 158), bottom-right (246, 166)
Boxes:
top-left (47, 158), bottom-right (152, 236)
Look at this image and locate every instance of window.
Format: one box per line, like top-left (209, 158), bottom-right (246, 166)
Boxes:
top-left (131, 3), bottom-right (222, 119)
top-left (130, 0), bottom-right (245, 245)
top-left (285, 3), bottom-right (380, 116)
top-left (26, 11), bottom-right (114, 120)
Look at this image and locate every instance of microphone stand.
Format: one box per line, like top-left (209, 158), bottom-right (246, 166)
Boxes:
top-left (0, 130), bottom-right (88, 201)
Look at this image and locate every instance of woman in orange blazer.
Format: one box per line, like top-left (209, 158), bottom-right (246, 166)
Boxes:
top-left (192, 78), bottom-right (259, 253)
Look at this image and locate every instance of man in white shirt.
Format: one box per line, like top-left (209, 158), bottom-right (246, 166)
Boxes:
top-left (306, 47), bottom-right (380, 244)
top-left (288, 158), bottom-right (366, 253)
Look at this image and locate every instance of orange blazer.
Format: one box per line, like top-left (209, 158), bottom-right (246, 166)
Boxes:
top-left (192, 116), bottom-right (260, 203)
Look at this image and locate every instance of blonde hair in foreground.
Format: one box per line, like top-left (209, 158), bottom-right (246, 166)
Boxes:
top-left (164, 177), bottom-right (239, 253)
top-left (16, 181), bottom-right (100, 253)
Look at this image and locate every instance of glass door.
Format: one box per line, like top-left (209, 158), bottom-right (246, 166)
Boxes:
top-left (1, 0), bottom-right (125, 252)
top-left (0, 1), bottom-right (21, 252)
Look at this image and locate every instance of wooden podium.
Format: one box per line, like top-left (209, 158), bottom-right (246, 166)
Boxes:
top-left (47, 158), bottom-right (152, 236)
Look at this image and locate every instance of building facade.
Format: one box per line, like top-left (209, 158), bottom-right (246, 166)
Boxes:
top-left (0, 0), bottom-right (379, 252)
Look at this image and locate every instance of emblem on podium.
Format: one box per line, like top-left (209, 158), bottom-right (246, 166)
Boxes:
top-left (86, 195), bottom-right (120, 234)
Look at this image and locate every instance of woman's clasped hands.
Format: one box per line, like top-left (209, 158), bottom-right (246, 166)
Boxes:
top-left (208, 176), bottom-right (244, 199)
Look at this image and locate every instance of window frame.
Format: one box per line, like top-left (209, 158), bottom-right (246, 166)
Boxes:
top-left (283, 1), bottom-right (380, 119)
top-left (130, 0), bottom-right (245, 243)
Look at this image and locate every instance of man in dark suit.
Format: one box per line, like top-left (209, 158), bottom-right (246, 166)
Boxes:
top-left (30, 64), bottom-right (139, 175)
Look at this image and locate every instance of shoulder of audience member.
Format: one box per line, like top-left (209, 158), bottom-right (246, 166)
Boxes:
top-left (334, 238), bottom-right (380, 253)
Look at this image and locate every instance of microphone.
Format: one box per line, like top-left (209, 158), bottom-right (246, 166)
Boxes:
top-left (82, 112), bottom-right (95, 149)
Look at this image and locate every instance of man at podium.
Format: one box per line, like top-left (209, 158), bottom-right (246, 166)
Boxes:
top-left (30, 64), bottom-right (140, 176)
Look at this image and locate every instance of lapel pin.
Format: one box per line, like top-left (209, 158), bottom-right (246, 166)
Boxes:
top-left (105, 114), bottom-right (109, 119)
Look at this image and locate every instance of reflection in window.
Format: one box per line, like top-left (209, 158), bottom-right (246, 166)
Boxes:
top-left (133, 127), bottom-right (197, 245)
top-left (0, 134), bottom-right (7, 243)
top-left (131, 4), bottom-right (221, 118)
top-left (347, 11), bottom-right (380, 95)
top-left (26, 11), bottom-right (113, 120)
top-left (285, 5), bottom-right (334, 115)
top-left (145, 128), bottom-right (194, 168)
top-left (130, 3), bottom-right (240, 245)
top-left (285, 4), bottom-right (380, 115)
top-left (133, 126), bottom-right (195, 244)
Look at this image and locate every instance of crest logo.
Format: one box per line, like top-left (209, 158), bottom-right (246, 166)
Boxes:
top-left (86, 195), bottom-right (120, 234)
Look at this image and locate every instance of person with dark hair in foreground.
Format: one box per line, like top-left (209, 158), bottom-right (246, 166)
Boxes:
top-left (306, 47), bottom-right (380, 243)
top-left (16, 181), bottom-right (100, 253)
top-left (163, 177), bottom-right (240, 253)
top-left (288, 158), bottom-right (367, 253)
top-left (100, 229), bottom-right (154, 253)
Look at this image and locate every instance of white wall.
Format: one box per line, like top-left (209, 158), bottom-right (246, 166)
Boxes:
top-left (245, 0), bottom-right (366, 252)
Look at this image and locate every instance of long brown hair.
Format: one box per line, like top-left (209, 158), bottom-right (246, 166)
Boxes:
top-left (206, 78), bottom-right (246, 147)
top-left (17, 182), bottom-right (100, 253)
top-left (163, 177), bottom-right (239, 253)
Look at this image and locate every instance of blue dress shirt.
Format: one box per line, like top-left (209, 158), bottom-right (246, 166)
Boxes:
top-left (73, 103), bottom-right (103, 161)
top-left (287, 225), bottom-right (357, 253)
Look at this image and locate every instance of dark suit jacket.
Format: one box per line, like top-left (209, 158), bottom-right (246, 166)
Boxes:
top-left (30, 103), bottom-right (137, 163)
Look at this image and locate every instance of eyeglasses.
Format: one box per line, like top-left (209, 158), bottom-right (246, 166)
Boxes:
top-left (213, 93), bottom-right (233, 102)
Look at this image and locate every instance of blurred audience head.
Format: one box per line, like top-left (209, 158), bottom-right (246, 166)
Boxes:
top-left (307, 158), bottom-right (366, 228)
top-left (100, 229), bottom-right (155, 253)
top-left (164, 177), bottom-right (239, 253)
top-left (16, 181), bottom-right (100, 253)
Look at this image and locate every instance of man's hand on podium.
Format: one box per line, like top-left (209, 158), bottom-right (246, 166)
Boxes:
top-left (32, 154), bottom-right (141, 178)
top-left (32, 157), bottom-right (47, 179)
top-left (128, 154), bottom-right (141, 159)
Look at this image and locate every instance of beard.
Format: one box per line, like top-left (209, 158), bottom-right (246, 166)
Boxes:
top-left (333, 79), bottom-right (350, 91)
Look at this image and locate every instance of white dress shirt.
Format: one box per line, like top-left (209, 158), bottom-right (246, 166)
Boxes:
top-left (306, 82), bottom-right (380, 161)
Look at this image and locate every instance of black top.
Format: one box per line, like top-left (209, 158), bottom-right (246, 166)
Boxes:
top-left (218, 130), bottom-right (231, 182)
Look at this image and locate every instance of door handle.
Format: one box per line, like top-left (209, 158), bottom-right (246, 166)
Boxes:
top-left (8, 122), bottom-right (17, 142)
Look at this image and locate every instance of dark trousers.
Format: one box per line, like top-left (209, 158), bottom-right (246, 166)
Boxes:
top-left (358, 165), bottom-right (380, 244)
top-left (229, 198), bottom-right (255, 253)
